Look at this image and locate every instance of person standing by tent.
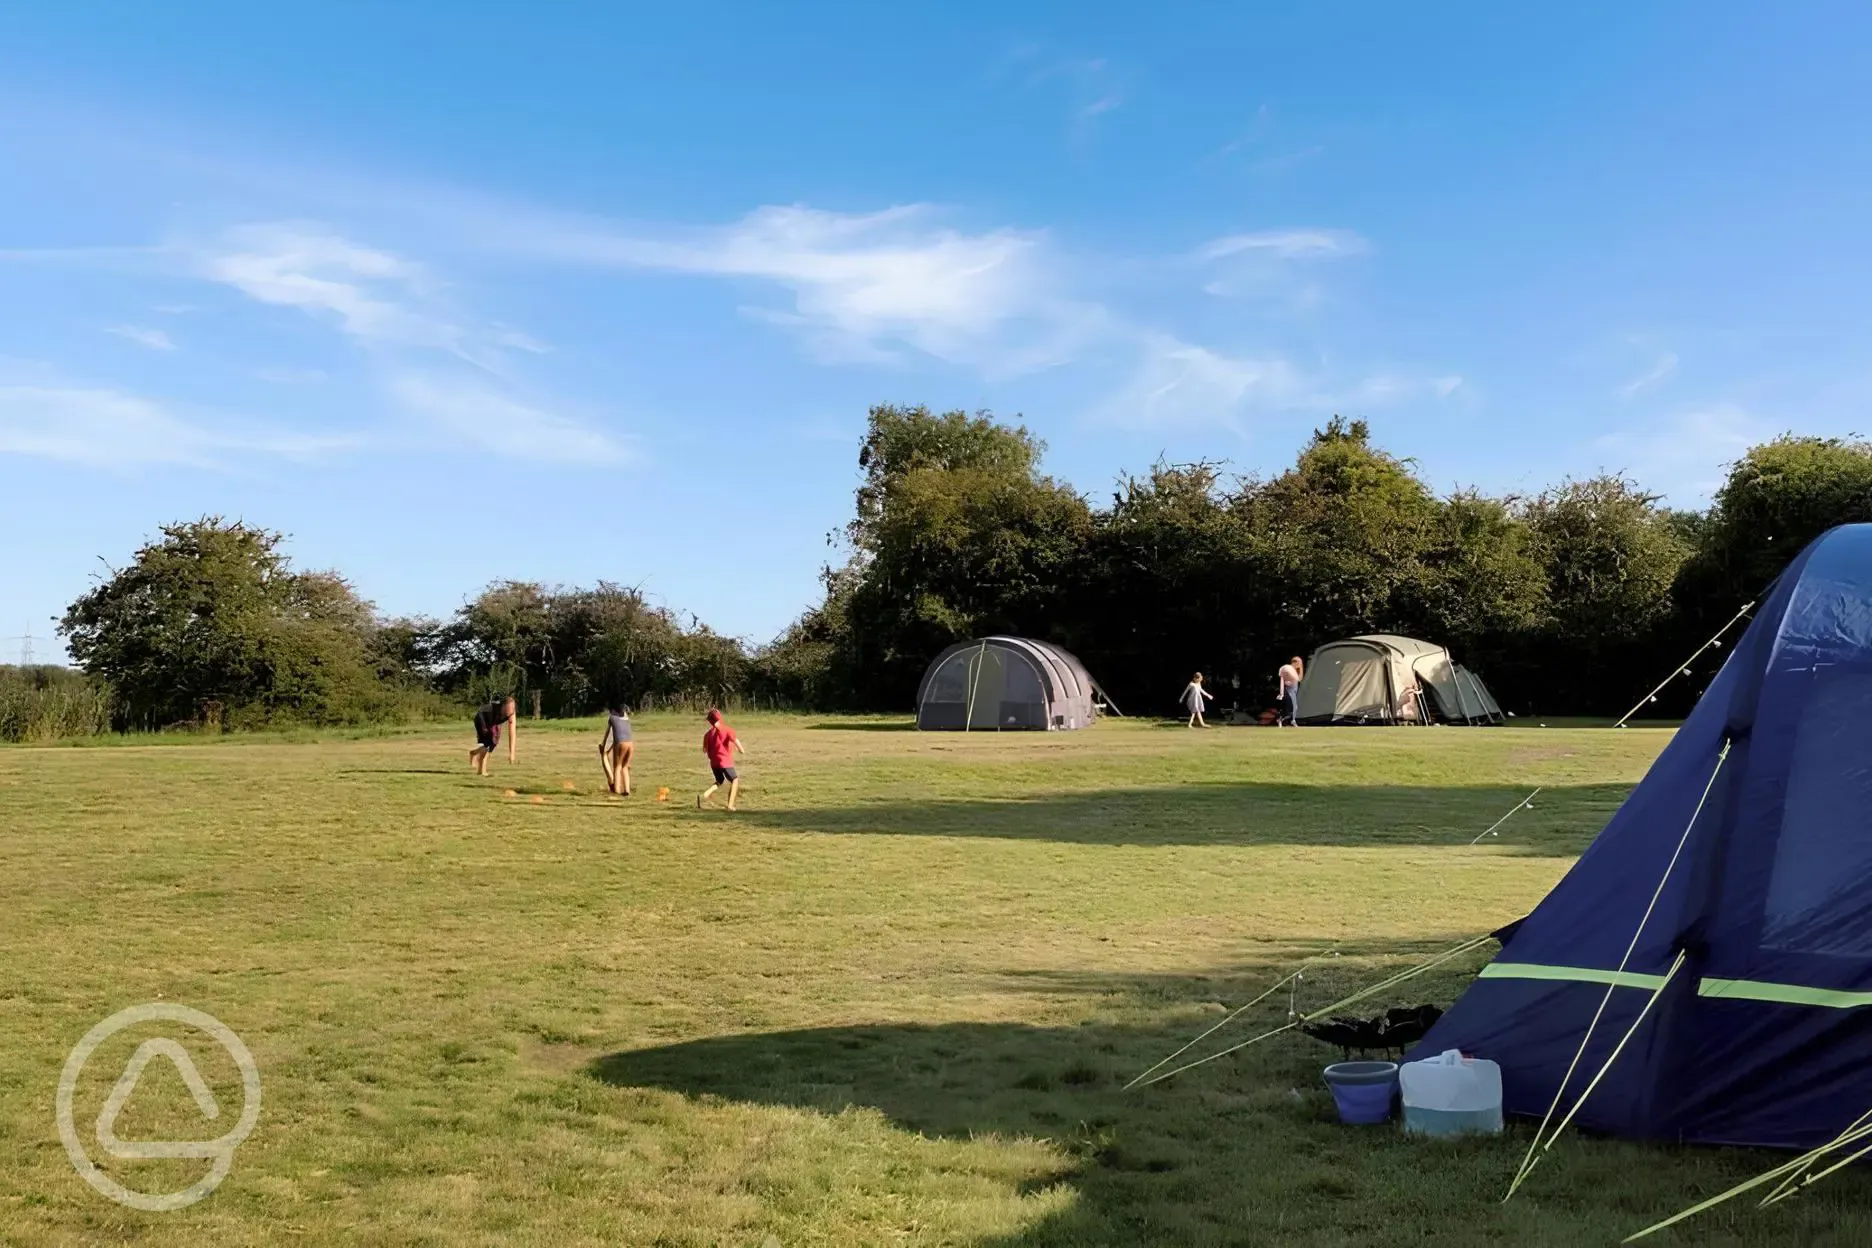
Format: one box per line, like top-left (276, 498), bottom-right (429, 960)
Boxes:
top-left (1277, 656), bottom-right (1304, 726)
top-left (600, 701), bottom-right (634, 796)
top-left (1181, 672), bottom-right (1214, 728)
top-left (696, 708), bottom-right (745, 811)
top-left (469, 695), bottom-right (518, 775)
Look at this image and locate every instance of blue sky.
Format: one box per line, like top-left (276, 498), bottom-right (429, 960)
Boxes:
top-left (6, 3), bottom-right (1872, 662)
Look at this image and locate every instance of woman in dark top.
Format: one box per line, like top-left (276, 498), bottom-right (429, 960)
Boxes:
top-left (600, 702), bottom-right (634, 796)
top-left (469, 695), bottom-right (518, 775)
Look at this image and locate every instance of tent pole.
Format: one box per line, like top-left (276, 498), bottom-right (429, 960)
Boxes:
top-left (963, 639), bottom-right (987, 732)
top-left (1448, 649), bottom-right (1475, 724)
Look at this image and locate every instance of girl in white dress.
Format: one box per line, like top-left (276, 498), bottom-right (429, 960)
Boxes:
top-left (1181, 672), bottom-right (1214, 728)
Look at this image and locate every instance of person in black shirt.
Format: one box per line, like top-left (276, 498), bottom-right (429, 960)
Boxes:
top-left (470, 696), bottom-right (518, 775)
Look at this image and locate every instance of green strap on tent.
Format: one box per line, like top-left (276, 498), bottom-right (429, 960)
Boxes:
top-left (1696, 977), bottom-right (1872, 1009)
top-left (1481, 963), bottom-right (1669, 991)
top-left (1481, 962), bottom-right (1872, 1010)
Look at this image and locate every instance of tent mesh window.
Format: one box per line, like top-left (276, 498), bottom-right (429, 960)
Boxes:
top-left (919, 652), bottom-right (973, 730)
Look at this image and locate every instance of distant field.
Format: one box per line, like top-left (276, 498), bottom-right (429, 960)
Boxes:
top-left (3, 715), bottom-right (1867, 1245)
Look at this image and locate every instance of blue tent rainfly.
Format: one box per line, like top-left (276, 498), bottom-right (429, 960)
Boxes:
top-left (1415, 522), bottom-right (1872, 1150)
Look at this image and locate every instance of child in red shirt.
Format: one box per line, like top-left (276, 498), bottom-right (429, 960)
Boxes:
top-left (696, 708), bottom-right (746, 811)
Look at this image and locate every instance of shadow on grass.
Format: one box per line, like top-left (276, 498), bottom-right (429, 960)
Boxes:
top-left (734, 781), bottom-right (1633, 855)
top-left (804, 719), bottom-right (920, 732)
top-left (588, 970), bottom-right (1872, 1247)
top-left (588, 1016), bottom-right (1405, 1246)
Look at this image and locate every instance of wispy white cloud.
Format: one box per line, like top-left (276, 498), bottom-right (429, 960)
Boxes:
top-left (1095, 350), bottom-right (1464, 432)
top-left (183, 221), bottom-right (552, 380)
top-left (0, 381), bottom-right (359, 467)
top-left (1098, 333), bottom-right (1305, 431)
top-left (388, 373), bottom-right (628, 464)
top-left (190, 223), bottom-right (616, 460)
top-left (0, 155), bottom-right (1408, 452)
top-left (5, 220), bottom-right (613, 464)
top-left (1592, 403), bottom-right (1772, 502)
top-left (505, 203), bottom-right (1097, 376)
top-left (995, 46), bottom-right (1128, 135)
top-left (1348, 373), bottom-right (1464, 404)
top-left (1616, 338), bottom-right (1679, 398)
top-left (1079, 90), bottom-right (1125, 122)
top-left (195, 221), bottom-right (487, 359)
top-left (1248, 145), bottom-right (1326, 176)
top-left (1213, 105), bottom-right (1275, 159)
top-left (475, 198), bottom-right (1420, 431)
top-left (1195, 227), bottom-right (1369, 303)
top-left (105, 324), bottom-right (176, 351)
top-left (1211, 105), bottom-right (1326, 174)
top-left (253, 366), bottom-right (329, 385)
top-left (1197, 229), bottom-right (1369, 262)
top-left (0, 383), bottom-right (204, 465)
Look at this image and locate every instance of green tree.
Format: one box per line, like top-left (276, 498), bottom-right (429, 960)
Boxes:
top-left (1515, 476), bottom-right (1692, 713)
top-left (750, 566), bottom-right (859, 709)
top-left (1410, 490), bottom-right (1546, 656)
top-left (1072, 460), bottom-right (1260, 712)
top-left (839, 405), bottom-right (1093, 705)
top-left (436, 581), bottom-right (556, 698)
top-left (1682, 435), bottom-right (1872, 615)
top-left (431, 580), bottom-right (755, 713)
top-left (549, 583), bottom-right (684, 712)
top-left (60, 518), bottom-right (383, 728)
top-left (1237, 417), bottom-right (1442, 636)
top-left (849, 405), bottom-right (1048, 552)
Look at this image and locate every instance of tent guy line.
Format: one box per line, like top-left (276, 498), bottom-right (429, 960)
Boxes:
top-left (1613, 600), bottom-right (1756, 728)
top-left (1122, 967), bottom-right (1313, 1091)
top-left (1129, 934), bottom-right (1498, 1090)
top-left (1468, 789), bottom-right (1541, 845)
top-left (1624, 1112), bottom-right (1872, 1241)
top-left (1505, 741), bottom-right (1730, 1201)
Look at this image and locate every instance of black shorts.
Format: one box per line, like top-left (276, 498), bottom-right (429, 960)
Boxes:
top-left (475, 722), bottom-right (499, 751)
top-left (712, 766), bottom-right (738, 784)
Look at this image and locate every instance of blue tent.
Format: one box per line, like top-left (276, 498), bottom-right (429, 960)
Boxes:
top-left (1414, 523), bottom-right (1872, 1150)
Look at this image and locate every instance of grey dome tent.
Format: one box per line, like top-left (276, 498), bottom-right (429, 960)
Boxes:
top-left (1295, 634), bottom-right (1501, 725)
top-left (915, 637), bottom-right (1109, 731)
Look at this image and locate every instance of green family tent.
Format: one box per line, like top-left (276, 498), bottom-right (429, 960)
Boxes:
top-left (1296, 635), bottom-right (1503, 725)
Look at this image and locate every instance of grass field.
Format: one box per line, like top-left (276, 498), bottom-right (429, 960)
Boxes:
top-left (4, 715), bottom-right (1871, 1246)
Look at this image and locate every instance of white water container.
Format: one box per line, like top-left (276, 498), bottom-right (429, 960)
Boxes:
top-left (1399, 1049), bottom-right (1503, 1137)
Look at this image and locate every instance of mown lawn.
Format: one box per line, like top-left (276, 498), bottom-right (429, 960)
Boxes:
top-left (2, 715), bottom-right (1868, 1246)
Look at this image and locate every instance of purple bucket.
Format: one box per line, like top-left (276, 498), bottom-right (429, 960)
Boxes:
top-left (1323, 1061), bottom-right (1398, 1125)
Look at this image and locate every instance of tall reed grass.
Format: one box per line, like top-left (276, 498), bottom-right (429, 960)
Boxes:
top-left (0, 666), bottom-right (114, 742)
